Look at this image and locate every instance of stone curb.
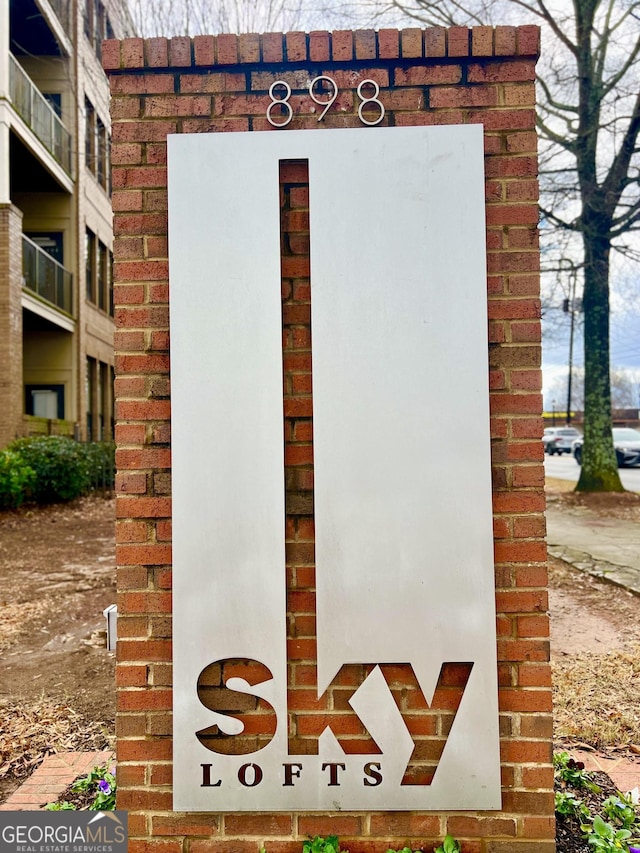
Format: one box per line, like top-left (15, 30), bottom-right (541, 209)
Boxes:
top-left (548, 543), bottom-right (640, 596)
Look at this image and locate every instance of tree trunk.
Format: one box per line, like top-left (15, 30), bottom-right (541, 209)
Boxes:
top-left (575, 233), bottom-right (624, 491)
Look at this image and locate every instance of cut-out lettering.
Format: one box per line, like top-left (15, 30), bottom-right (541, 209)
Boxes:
top-left (196, 658), bottom-right (277, 754)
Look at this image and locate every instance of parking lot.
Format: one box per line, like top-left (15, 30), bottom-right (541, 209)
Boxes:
top-left (544, 451), bottom-right (640, 490)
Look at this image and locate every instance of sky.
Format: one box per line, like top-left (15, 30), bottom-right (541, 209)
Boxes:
top-left (542, 289), bottom-right (640, 410)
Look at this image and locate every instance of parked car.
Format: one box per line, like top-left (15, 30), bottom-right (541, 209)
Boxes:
top-left (572, 427), bottom-right (640, 467)
top-left (543, 426), bottom-right (582, 455)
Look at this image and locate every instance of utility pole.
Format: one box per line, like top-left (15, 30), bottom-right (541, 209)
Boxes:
top-left (564, 275), bottom-right (578, 425)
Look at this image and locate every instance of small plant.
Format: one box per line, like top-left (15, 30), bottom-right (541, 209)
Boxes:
top-left (554, 750), bottom-right (601, 793)
top-left (74, 764), bottom-right (117, 811)
top-left (303, 837), bottom-right (344, 853)
top-left (434, 837), bottom-right (461, 853)
top-left (601, 793), bottom-right (640, 831)
top-left (300, 834), bottom-right (459, 853)
top-left (584, 814), bottom-right (632, 851)
top-left (555, 790), bottom-right (591, 822)
top-left (45, 762), bottom-right (116, 811)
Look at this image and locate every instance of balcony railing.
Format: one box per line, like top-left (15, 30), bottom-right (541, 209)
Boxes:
top-left (22, 235), bottom-right (73, 316)
top-left (9, 54), bottom-right (72, 175)
top-left (23, 415), bottom-right (76, 438)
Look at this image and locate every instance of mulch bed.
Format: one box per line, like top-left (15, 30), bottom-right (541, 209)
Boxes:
top-left (555, 769), bottom-right (620, 853)
top-left (0, 699), bottom-right (112, 783)
top-left (49, 780), bottom-right (97, 810)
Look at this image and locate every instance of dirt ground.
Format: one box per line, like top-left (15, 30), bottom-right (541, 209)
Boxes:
top-left (546, 479), bottom-right (640, 658)
top-left (0, 486), bottom-right (639, 805)
top-left (0, 496), bottom-right (116, 802)
top-left (549, 554), bottom-right (640, 655)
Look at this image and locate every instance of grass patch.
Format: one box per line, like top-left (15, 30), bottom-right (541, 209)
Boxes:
top-left (553, 644), bottom-right (640, 747)
top-left (546, 476), bottom-right (578, 493)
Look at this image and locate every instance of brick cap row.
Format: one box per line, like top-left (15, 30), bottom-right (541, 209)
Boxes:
top-left (103, 26), bottom-right (540, 72)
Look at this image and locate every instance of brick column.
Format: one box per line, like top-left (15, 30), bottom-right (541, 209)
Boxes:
top-left (106, 26), bottom-right (553, 853)
top-left (0, 204), bottom-right (24, 447)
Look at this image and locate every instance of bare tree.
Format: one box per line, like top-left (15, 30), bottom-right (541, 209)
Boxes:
top-left (610, 369), bottom-right (640, 410)
top-left (356, 0), bottom-right (640, 491)
top-left (127, 0), bottom-right (327, 36)
top-left (548, 367), bottom-right (640, 413)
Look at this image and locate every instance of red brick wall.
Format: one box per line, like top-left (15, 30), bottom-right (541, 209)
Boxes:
top-left (105, 27), bottom-right (552, 853)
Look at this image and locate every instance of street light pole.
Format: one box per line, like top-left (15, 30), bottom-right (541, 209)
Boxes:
top-left (566, 276), bottom-right (577, 425)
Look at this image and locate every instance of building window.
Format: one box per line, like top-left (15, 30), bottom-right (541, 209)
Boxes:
top-left (99, 361), bottom-right (109, 440)
top-left (43, 93), bottom-right (62, 118)
top-left (25, 385), bottom-right (65, 420)
top-left (86, 228), bottom-right (96, 302)
top-left (84, 0), bottom-right (93, 41)
top-left (109, 365), bottom-right (115, 436)
top-left (108, 250), bottom-right (114, 316)
top-left (85, 98), bottom-right (95, 172)
top-left (25, 232), bottom-right (64, 264)
top-left (86, 358), bottom-right (113, 440)
top-left (85, 0), bottom-right (112, 61)
top-left (86, 357), bottom-right (96, 438)
top-left (98, 240), bottom-right (107, 311)
top-left (97, 118), bottom-right (107, 189)
top-left (86, 229), bottom-right (111, 312)
top-left (85, 99), bottom-right (110, 193)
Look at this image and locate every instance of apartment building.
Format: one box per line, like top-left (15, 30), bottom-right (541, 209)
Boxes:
top-left (0, 0), bottom-right (134, 447)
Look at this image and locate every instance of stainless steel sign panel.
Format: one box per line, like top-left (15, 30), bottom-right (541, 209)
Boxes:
top-left (168, 129), bottom-right (288, 811)
top-left (168, 126), bottom-right (500, 811)
top-left (310, 125), bottom-right (499, 810)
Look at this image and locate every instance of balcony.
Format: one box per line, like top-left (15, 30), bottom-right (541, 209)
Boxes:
top-left (9, 54), bottom-right (72, 175)
top-left (22, 235), bottom-right (73, 316)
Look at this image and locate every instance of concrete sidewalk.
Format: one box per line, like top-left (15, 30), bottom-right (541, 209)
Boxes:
top-left (546, 502), bottom-right (640, 595)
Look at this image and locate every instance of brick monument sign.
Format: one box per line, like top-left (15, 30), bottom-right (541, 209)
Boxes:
top-left (105, 25), bottom-right (553, 852)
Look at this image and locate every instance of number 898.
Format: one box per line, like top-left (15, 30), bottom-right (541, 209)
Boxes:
top-left (266, 76), bottom-right (385, 128)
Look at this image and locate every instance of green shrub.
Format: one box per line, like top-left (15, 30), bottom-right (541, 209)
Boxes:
top-left (0, 449), bottom-right (36, 509)
top-left (0, 437), bottom-right (114, 508)
top-left (77, 441), bottom-right (115, 491)
top-left (6, 436), bottom-right (90, 504)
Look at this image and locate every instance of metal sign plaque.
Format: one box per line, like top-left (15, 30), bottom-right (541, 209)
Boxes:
top-left (168, 126), bottom-right (500, 811)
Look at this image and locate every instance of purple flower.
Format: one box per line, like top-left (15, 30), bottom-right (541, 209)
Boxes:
top-left (97, 780), bottom-right (111, 795)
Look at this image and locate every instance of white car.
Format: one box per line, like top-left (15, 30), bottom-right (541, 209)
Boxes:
top-left (543, 426), bottom-right (582, 455)
top-left (573, 428), bottom-right (640, 467)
